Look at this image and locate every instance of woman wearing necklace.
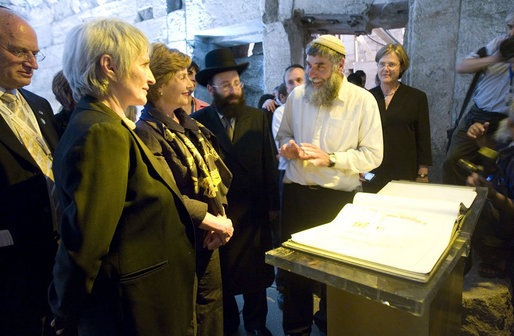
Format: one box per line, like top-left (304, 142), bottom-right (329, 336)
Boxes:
top-left (364, 44), bottom-right (432, 193)
top-left (135, 43), bottom-right (234, 336)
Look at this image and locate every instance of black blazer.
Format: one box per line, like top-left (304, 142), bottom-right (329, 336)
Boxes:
top-left (365, 84), bottom-right (432, 192)
top-left (0, 89), bottom-right (59, 329)
top-left (192, 105), bottom-right (278, 294)
top-left (48, 96), bottom-right (196, 335)
top-left (0, 88), bottom-right (59, 248)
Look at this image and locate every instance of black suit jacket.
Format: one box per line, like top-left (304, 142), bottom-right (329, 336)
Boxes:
top-left (192, 105), bottom-right (278, 294)
top-left (48, 96), bottom-right (196, 335)
top-left (0, 88), bottom-right (59, 330)
top-left (0, 88), bottom-right (59, 247)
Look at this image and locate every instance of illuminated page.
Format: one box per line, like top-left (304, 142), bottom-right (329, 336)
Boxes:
top-left (378, 180), bottom-right (477, 208)
top-left (290, 190), bottom-right (471, 275)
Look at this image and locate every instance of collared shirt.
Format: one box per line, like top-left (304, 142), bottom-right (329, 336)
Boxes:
top-left (469, 35), bottom-right (512, 114)
top-left (276, 76), bottom-right (383, 191)
top-left (192, 97), bottom-right (210, 113)
top-left (0, 88), bottom-right (45, 143)
top-left (271, 104), bottom-right (287, 170)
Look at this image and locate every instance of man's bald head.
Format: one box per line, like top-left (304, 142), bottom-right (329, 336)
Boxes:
top-left (0, 8), bottom-right (40, 90)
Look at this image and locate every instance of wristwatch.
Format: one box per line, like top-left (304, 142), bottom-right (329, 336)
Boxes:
top-left (328, 153), bottom-right (336, 167)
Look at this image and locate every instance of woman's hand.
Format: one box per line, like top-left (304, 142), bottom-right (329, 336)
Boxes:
top-left (199, 212), bottom-right (233, 244)
top-left (216, 215), bottom-right (234, 243)
top-left (203, 231), bottom-right (224, 250)
top-left (416, 165), bottom-right (429, 183)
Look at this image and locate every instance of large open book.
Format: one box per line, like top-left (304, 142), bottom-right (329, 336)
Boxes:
top-left (283, 181), bottom-right (477, 282)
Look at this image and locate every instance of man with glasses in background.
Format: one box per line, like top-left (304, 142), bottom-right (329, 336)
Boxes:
top-left (0, 6), bottom-right (60, 336)
top-left (193, 48), bottom-right (279, 336)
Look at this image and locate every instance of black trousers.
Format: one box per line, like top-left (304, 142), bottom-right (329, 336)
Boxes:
top-left (443, 104), bottom-right (507, 185)
top-left (280, 183), bottom-right (354, 335)
top-left (223, 288), bottom-right (268, 334)
top-left (0, 247), bottom-right (56, 336)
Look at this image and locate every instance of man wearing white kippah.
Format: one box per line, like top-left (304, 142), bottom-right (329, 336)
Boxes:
top-left (276, 35), bottom-right (383, 336)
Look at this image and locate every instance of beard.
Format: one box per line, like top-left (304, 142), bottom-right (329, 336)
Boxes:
top-left (304, 70), bottom-right (344, 107)
top-left (212, 90), bottom-right (246, 119)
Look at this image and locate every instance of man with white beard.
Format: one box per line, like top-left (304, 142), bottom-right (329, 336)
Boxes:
top-left (276, 35), bottom-right (383, 336)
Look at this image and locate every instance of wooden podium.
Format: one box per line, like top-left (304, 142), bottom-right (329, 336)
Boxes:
top-left (266, 187), bottom-right (486, 336)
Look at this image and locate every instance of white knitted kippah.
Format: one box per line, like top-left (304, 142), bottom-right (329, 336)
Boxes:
top-left (311, 35), bottom-right (346, 56)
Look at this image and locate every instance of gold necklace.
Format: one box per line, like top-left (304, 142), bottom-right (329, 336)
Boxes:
top-left (382, 83), bottom-right (399, 97)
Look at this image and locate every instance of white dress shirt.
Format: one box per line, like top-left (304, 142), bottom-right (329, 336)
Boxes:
top-left (276, 76), bottom-right (383, 191)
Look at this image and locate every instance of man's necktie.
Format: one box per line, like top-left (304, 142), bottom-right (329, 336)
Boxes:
top-left (1, 93), bottom-right (61, 228)
top-left (222, 116), bottom-right (234, 142)
top-left (1, 93), bottom-right (54, 179)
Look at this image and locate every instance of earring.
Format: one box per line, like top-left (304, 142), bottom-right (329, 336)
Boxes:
top-left (159, 91), bottom-right (163, 96)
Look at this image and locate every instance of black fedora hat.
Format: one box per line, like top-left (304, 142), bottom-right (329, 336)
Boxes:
top-left (196, 48), bottom-right (249, 86)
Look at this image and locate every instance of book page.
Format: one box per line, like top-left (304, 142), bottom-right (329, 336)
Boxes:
top-left (352, 192), bottom-right (462, 218)
top-left (378, 180), bottom-right (477, 208)
top-left (291, 202), bottom-right (455, 274)
top-left (289, 183), bottom-right (477, 276)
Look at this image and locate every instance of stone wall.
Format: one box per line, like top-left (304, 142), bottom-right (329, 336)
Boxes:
top-left (2, 0), bottom-right (263, 110)
top-left (1, 0), bottom-right (513, 182)
top-left (403, 0), bottom-right (462, 181)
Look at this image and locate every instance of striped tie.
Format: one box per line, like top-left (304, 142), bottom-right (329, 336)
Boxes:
top-left (1, 93), bottom-right (54, 179)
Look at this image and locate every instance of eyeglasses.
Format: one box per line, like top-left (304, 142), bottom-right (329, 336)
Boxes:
top-left (378, 62), bottom-right (399, 69)
top-left (0, 45), bottom-right (46, 62)
top-left (211, 81), bottom-right (244, 92)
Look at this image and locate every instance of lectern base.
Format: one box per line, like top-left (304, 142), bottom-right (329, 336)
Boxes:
top-left (327, 259), bottom-right (465, 336)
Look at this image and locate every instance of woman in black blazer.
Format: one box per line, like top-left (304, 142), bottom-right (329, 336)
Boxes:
top-left (364, 44), bottom-right (432, 193)
top-left (48, 19), bottom-right (197, 335)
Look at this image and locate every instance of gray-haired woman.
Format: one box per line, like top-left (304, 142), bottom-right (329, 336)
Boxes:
top-left (48, 18), bottom-right (196, 335)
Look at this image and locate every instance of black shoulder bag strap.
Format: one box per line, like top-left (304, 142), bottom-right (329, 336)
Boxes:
top-left (453, 46), bottom-right (488, 128)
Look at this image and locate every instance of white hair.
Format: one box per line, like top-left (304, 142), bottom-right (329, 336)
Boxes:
top-left (62, 18), bottom-right (149, 102)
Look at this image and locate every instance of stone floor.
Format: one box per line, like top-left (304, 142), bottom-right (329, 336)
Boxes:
top-left (234, 283), bottom-right (325, 336)
top-left (460, 253), bottom-right (514, 336)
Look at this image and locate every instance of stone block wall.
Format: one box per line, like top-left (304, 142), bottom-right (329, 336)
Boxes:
top-left (2, 0), bottom-right (513, 184)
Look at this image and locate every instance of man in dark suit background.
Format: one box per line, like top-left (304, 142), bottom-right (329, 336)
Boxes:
top-left (192, 48), bottom-right (279, 336)
top-left (0, 7), bottom-right (60, 335)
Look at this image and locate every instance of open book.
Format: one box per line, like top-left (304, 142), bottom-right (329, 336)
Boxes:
top-left (283, 181), bottom-right (477, 282)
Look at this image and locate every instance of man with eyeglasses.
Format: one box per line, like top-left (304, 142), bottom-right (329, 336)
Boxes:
top-left (192, 48), bottom-right (279, 336)
top-left (0, 6), bottom-right (59, 336)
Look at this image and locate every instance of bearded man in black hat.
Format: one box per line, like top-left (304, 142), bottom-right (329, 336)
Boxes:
top-left (192, 48), bottom-right (279, 336)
